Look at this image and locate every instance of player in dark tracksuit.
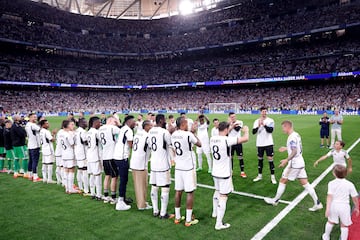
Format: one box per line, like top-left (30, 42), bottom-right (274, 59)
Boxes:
top-left (319, 112), bottom-right (330, 148)
top-left (0, 119), bottom-right (6, 172)
top-left (4, 120), bottom-right (14, 173)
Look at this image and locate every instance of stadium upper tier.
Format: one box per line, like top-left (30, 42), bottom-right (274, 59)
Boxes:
top-left (1, 38), bottom-right (359, 86)
top-left (0, 0), bottom-right (359, 53)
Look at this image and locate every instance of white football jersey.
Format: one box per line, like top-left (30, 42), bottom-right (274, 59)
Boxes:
top-left (113, 125), bottom-right (133, 160)
top-left (25, 122), bottom-right (41, 149)
top-left (86, 128), bottom-right (100, 163)
top-left (211, 127), bottom-right (219, 137)
top-left (130, 130), bottom-right (150, 170)
top-left (98, 125), bottom-right (120, 160)
top-left (253, 117), bottom-right (274, 147)
top-left (326, 149), bottom-right (350, 167)
top-left (197, 122), bottom-right (209, 142)
top-left (61, 131), bottom-right (75, 160)
top-left (187, 118), bottom-right (194, 131)
top-left (148, 126), bottom-right (171, 172)
top-left (328, 178), bottom-right (358, 204)
top-left (40, 128), bottom-right (53, 156)
top-left (229, 120), bottom-right (243, 138)
top-left (171, 130), bottom-right (198, 171)
top-left (135, 120), bottom-right (143, 132)
top-left (74, 127), bottom-right (87, 161)
top-left (55, 129), bottom-right (65, 157)
top-left (210, 136), bottom-right (238, 178)
top-left (287, 131), bottom-right (305, 169)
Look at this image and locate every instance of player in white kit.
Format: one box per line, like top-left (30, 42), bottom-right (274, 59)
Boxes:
top-left (74, 118), bottom-right (89, 195)
top-left (195, 114), bottom-right (212, 173)
top-left (172, 117), bottom-right (201, 226)
top-left (130, 120), bottom-right (153, 210)
top-left (39, 119), bottom-right (55, 184)
top-left (86, 116), bottom-right (102, 200)
top-left (252, 107), bottom-right (276, 184)
top-left (99, 116), bottom-right (120, 204)
top-left (61, 120), bottom-right (78, 194)
top-left (180, 112), bottom-right (194, 132)
top-left (210, 121), bottom-right (249, 230)
top-left (228, 112), bottom-right (247, 178)
top-left (25, 113), bottom-right (41, 182)
top-left (114, 115), bottom-right (136, 211)
top-left (148, 114), bottom-right (173, 219)
top-left (265, 120), bottom-right (323, 211)
top-left (54, 122), bottom-right (65, 185)
top-left (314, 140), bottom-right (352, 173)
top-left (322, 165), bottom-right (359, 240)
top-left (211, 118), bottom-right (219, 137)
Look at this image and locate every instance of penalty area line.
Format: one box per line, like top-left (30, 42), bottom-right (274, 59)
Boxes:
top-left (250, 137), bottom-right (360, 240)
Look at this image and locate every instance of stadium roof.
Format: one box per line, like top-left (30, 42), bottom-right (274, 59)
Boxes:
top-left (30, 0), bottom-right (229, 19)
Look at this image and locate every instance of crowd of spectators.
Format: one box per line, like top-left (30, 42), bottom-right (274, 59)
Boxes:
top-left (0, 0), bottom-right (359, 53)
top-left (1, 80), bottom-right (359, 113)
top-left (1, 38), bottom-right (359, 86)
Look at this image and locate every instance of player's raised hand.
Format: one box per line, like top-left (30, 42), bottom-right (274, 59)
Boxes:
top-left (347, 167), bottom-right (352, 174)
top-left (52, 128), bottom-right (58, 136)
top-left (278, 147), bottom-right (287, 152)
top-left (278, 159), bottom-right (288, 168)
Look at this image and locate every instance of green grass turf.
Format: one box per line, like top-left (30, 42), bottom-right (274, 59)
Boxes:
top-left (0, 114), bottom-right (359, 240)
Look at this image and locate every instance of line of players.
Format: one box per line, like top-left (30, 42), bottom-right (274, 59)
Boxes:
top-left (0, 110), bottom-right (357, 233)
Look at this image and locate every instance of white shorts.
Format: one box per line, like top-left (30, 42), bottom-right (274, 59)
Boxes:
top-left (328, 203), bottom-right (352, 226)
top-left (196, 143), bottom-right (210, 154)
top-left (77, 159), bottom-right (87, 169)
top-left (88, 161), bottom-right (102, 175)
top-left (42, 155), bottom-right (54, 164)
top-left (282, 165), bottom-right (308, 181)
top-left (63, 159), bottom-right (76, 169)
top-left (149, 170), bottom-right (171, 187)
top-left (175, 169), bottom-right (197, 192)
top-left (55, 156), bottom-right (63, 167)
top-left (213, 177), bottom-right (233, 195)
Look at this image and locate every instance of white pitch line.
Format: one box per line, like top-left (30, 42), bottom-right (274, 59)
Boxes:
top-left (170, 178), bottom-right (291, 205)
top-left (251, 137), bottom-right (360, 240)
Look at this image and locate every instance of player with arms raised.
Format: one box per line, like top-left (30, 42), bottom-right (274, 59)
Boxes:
top-left (210, 122), bottom-right (249, 230)
top-left (265, 120), bottom-right (323, 211)
top-left (195, 114), bottom-right (212, 173)
top-left (172, 117), bottom-right (201, 226)
top-left (148, 114), bottom-right (173, 219)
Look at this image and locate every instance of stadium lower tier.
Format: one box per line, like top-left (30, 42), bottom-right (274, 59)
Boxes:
top-left (1, 79), bottom-right (359, 114)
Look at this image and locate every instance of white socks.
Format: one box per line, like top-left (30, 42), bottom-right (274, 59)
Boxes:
top-left (95, 174), bottom-right (102, 198)
top-left (68, 172), bottom-right (74, 191)
top-left (175, 207), bottom-right (181, 220)
top-left (160, 188), bottom-right (170, 216)
top-left (151, 186), bottom-right (159, 214)
top-left (82, 170), bottom-right (89, 193)
top-left (186, 209), bottom-right (193, 223)
top-left (303, 183), bottom-right (319, 205)
top-left (63, 171), bottom-right (68, 191)
top-left (216, 196), bottom-right (227, 226)
top-left (197, 154), bottom-right (203, 169)
top-left (212, 191), bottom-right (219, 217)
top-left (42, 165), bottom-right (47, 182)
top-left (47, 165), bottom-right (53, 181)
top-left (89, 175), bottom-right (95, 196)
top-left (340, 227), bottom-right (348, 240)
top-left (77, 170), bottom-right (83, 191)
top-left (274, 183), bottom-right (286, 201)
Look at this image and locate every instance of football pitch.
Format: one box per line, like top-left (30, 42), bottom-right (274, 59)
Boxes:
top-left (1, 114), bottom-right (359, 240)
